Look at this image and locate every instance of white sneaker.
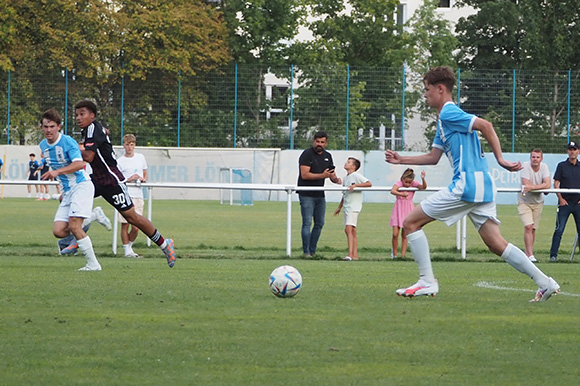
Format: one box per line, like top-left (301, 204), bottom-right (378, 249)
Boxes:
top-left (396, 279), bottom-right (439, 298)
top-left (93, 207), bottom-right (112, 231)
top-left (78, 264), bottom-right (102, 271)
top-left (124, 252), bottom-right (141, 258)
top-left (529, 255), bottom-right (538, 263)
top-left (530, 277), bottom-right (560, 302)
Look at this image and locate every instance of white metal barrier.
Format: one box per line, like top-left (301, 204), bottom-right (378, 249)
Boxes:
top-left (3, 179), bottom-right (580, 257)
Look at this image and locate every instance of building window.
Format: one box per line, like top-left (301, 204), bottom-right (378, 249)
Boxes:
top-left (396, 3), bottom-right (407, 26)
top-left (438, 0), bottom-right (451, 8)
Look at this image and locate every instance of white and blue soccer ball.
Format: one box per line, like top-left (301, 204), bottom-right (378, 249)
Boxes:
top-left (269, 265), bottom-right (302, 298)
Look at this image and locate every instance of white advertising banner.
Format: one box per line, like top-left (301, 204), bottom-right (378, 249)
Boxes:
top-left (0, 144), bottom-right (567, 206)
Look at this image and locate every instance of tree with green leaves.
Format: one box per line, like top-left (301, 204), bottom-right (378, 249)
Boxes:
top-left (290, 0), bottom-right (457, 150)
top-left (1, 0), bottom-right (231, 146)
top-left (220, 0), bottom-right (305, 147)
top-left (455, 0), bottom-right (580, 152)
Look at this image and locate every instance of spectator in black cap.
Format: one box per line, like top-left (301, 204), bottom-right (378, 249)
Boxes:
top-left (549, 141), bottom-right (580, 261)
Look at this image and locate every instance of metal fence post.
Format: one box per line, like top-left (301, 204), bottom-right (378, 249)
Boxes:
top-left (457, 67), bottom-right (461, 106)
top-left (234, 63), bottom-right (238, 148)
top-left (512, 69), bottom-right (516, 152)
top-left (286, 187), bottom-right (293, 256)
top-left (64, 67), bottom-right (69, 134)
top-left (346, 64), bottom-right (350, 150)
top-left (567, 69), bottom-right (571, 143)
top-left (6, 70), bottom-right (10, 145)
top-left (120, 62), bottom-right (125, 142)
top-left (289, 64), bottom-right (294, 150)
top-left (177, 69), bottom-right (181, 148)
top-left (401, 65), bottom-right (406, 150)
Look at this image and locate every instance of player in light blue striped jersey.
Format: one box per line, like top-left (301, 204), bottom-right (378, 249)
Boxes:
top-left (39, 109), bottom-right (102, 271)
top-left (385, 66), bottom-right (559, 302)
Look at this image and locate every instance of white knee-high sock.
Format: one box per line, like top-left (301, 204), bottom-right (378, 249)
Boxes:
top-left (77, 236), bottom-right (100, 267)
top-left (501, 243), bottom-right (549, 288)
top-left (407, 229), bottom-right (435, 283)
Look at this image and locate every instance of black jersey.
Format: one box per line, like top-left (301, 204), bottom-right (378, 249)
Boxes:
top-left (81, 120), bottom-right (126, 187)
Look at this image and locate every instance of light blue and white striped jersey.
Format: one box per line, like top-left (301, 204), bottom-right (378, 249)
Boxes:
top-left (40, 133), bottom-right (90, 192)
top-left (432, 102), bottom-right (495, 203)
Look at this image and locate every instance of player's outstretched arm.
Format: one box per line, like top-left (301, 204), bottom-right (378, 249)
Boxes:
top-left (474, 118), bottom-right (522, 172)
top-left (385, 148), bottom-right (443, 166)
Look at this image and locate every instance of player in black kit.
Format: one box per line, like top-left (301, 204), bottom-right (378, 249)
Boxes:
top-left (75, 100), bottom-right (176, 267)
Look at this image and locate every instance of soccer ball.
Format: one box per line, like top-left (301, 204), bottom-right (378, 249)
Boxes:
top-left (269, 265), bottom-right (302, 298)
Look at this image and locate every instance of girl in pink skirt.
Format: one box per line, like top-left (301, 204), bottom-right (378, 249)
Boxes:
top-left (389, 168), bottom-right (427, 259)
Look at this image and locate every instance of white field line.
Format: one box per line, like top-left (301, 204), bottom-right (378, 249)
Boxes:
top-left (474, 281), bottom-right (580, 297)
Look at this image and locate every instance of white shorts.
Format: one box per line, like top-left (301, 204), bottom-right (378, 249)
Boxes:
top-left (420, 189), bottom-right (499, 230)
top-left (54, 181), bottom-right (95, 222)
top-left (343, 209), bottom-right (360, 227)
top-left (118, 197), bottom-right (144, 223)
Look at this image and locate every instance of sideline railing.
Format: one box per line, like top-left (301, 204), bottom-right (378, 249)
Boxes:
top-left (2, 180), bottom-right (579, 259)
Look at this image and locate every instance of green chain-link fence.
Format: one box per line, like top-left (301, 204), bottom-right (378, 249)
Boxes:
top-left (1, 65), bottom-right (579, 153)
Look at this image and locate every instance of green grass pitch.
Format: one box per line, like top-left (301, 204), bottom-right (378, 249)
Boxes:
top-left (1, 198), bottom-right (579, 385)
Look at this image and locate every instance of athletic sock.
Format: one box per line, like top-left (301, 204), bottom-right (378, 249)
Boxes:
top-left (77, 236), bottom-right (100, 267)
top-left (89, 209), bottom-right (97, 223)
top-left (501, 243), bottom-right (549, 288)
top-left (123, 244), bottom-right (131, 255)
top-left (148, 229), bottom-right (165, 247)
top-left (407, 229), bottom-right (436, 283)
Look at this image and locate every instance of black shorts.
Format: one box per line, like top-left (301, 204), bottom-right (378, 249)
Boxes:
top-left (93, 182), bottom-right (134, 212)
top-left (28, 173), bottom-right (39, 181)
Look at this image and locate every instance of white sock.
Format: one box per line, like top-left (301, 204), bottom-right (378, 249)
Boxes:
top-left (407, 229), bottom-right (435, 283)
top-left (89, 209), bottom-right (97, 223)
top-left (77, 236), bottom-right (100, 267)
top-left (123, 244), bottom-right (131, 255)
top-left (501, 243), bottom-right (549, 288)
top-left (82, 218), bottom-right (91, 228)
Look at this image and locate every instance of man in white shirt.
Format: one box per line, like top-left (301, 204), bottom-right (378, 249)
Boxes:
top-left (117, 134), bottom-right (148, 258)
top-left (518, 149), bottom-right (551, 263)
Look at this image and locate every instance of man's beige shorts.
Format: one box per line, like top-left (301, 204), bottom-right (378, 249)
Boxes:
top-left (118, 197), bottom-right (144, 223)
top-left (517, 201), bottom-right (544, 229)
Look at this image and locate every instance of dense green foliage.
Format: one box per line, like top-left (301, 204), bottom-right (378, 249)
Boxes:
top-left (1, 1), bottom-right (578, 151)
top-left (0, 0), bottom-right (454, 149)
top-left (455, 0), bottom-right (580, 152)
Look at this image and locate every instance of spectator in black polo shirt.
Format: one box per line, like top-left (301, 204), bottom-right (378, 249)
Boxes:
top-left (297, 131), bottom-right (341, 257)
top-left (549, 141), bottom-right (580, 262)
